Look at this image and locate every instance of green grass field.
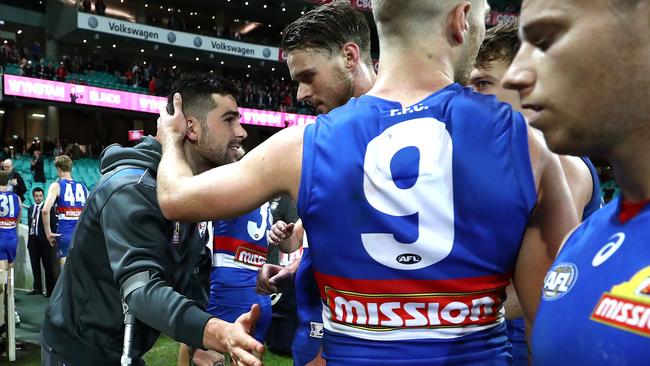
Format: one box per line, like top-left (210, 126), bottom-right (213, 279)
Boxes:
top-left (9, 336), bottom-right (293, 365)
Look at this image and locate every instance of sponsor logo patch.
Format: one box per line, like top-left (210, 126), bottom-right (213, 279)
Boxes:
top-left (167, 32), bottom-right (177, 43)
top-left (590, 266), bottom-right (650, 337)
top-left (193, 36), bottom-right (203, 47)
top-left (309, 322), bottom-right (324, 339)
top-left (235, 246), bottom-right (266, 268)
top-left (542, 263), bottom-right (578, 301)
top-left (323, 287), bottom-right (502, 331)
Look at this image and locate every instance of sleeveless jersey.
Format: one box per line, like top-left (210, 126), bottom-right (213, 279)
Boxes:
top-left (532, 197), bottom-right (650, 365)
top-left (580, 157), bottom-right (603, 220)
top-left (55, 179), bottom-right (88, 232)
top-left (293, 234), bottom-right (324, 364)
top-left (0, 191), bottom-right (20, 234)
top-left (507, 156), bottom-right (602, 365)
top-left (210, 203), bottom-right (273, 307)
top-left (297, 84), bottom-right (537, 365)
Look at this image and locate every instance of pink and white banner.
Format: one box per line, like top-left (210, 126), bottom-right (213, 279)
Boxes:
top-left (3, 75), bottom-right (316, 128)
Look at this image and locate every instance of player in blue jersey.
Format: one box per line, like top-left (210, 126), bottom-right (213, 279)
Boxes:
top-left (255, 3), bottom-right (377, 365)
top-left (157, 0), bottom-right (579, 364)
top-left (502, 0), bottom-right (650, 364)
top-left (469, 20), bottom-right (603, 365)
top-left (0, 171), bottom-right (21, 269)
top-left (209, 200), bottom-right (274, 343)
top-left (42, 155), bottom-right (87, 268)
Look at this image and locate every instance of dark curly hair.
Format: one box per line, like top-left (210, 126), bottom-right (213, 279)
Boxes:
top-left (166, 74), bottom-right (238, 121)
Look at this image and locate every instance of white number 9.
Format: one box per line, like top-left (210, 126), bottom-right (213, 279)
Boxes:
top-left (362, 118), bottom-right (455, 270)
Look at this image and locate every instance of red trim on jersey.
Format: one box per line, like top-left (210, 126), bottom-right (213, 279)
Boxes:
top-left (618, 198), bottom-right (650, 224)
top-left (213, 236), bottom-right (268, 256)
top-left (314, 271), bottom-right (510, 299)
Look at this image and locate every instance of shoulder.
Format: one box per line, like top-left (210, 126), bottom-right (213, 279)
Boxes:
top-left (446, 87), bottom-right (522, 128)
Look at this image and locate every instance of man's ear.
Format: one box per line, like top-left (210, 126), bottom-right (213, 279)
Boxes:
top-left (341, 42), bottom-right (361, 70)
top-left (186, 116), bottom-right (200, 143)
top-left (450, 1), bottom-right (472, 45)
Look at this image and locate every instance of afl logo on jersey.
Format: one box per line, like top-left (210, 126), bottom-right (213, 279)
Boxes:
top-left (542, 263), bottom-right (578, 301)
top-left (396, 253), bottom-right (422, 265)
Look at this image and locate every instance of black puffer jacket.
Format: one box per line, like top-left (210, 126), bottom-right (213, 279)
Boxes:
top-left (43, 136), bottom-right (213, 365)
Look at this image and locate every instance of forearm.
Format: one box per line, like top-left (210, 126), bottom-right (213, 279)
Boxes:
top-left (126, 277), bottom-right (213, 349)
top-left (158, 138), bottom-right (194, 219)
top-left (41, 210), bottom-right (53, 236)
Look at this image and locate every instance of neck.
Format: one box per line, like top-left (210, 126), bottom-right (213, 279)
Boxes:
top-left (610, 142), bottom-right (650, 202)
top-left (368, 42), bottom-right (455, 106)
top-left (0, 186), bottom-right (8, 192)
top-left (352, 64), bottom-right (377, 98)
top-left (183, 142), bottom-right (211, 175)
top-left (60, 173), bottom-right (72, 180)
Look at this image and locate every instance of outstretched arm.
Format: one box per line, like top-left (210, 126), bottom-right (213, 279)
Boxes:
top-left (157, 93), bottom-right (303, 222)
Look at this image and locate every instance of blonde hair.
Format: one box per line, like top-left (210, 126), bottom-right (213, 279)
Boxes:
top-left (54, 155), bottom-right (73, 172)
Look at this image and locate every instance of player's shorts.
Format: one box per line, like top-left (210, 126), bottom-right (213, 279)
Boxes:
top-left (56, 229), bottom-right (74, 258)
top-left (506, 318), bottom-right (528, 366)
top-left (207, 303), bottom-right (272, 342)
top-left (0, 230), bottom-right (17, 263)
top-left (292, 321), bottom-right (323, 366)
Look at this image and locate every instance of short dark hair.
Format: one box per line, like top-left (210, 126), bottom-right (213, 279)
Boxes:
top-left (166, 74), bottom-right (238, 121)
top-left (33, 187), bottom-right (44, 195)
top-left (475, 20), bottom-right (520, 70)
top-left (0, 171), bottom-right (9, 186)
top-left (281, 0), bottom-right (372, 66)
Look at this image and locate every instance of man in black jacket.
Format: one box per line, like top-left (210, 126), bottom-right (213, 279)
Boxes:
top-left (30, 150), bottom-right (46, 183)
top-left (42, 75), bottom-right (264, 366)
top-left (2, 159), bottom-right (27, 201)
top-left (27, 187), bottom-right (57, 296)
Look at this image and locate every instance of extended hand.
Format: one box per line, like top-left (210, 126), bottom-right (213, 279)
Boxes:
top-left (46, 232), bottom-right (61, 247)
top-left (256, 263), bottom-right (295, 294)
top-left (268, 221), bottom-right (295, 246)
top-left (192, 349), bottom-right (225, 366)
top-left (223, 305), bottom-right (265, 366)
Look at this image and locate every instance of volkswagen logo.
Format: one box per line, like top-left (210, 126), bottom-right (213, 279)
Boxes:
top-left (88, 16), bottom-right (99, 29)
top-left (263, 48), bottom-right (271, 58)
top-left (167, 32), bottom-right (177, 44)
top-left (193, 36), bottom-right (203, 47)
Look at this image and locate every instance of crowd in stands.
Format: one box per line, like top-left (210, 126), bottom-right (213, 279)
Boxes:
top-left (1, 39), bottom-right (315, 115)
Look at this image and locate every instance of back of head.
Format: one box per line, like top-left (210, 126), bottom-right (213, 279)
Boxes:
top-left (475, 20), bottom-right (520, 70)
top-left (166, 74), bottom-right (238, 122)
top-left (55, 155), bottom-right (73, 173)
top-left (373, 0), bottom-right (484, 42)
top-left (282, 0), bottom-right (372, 67)
top-left (0, 171), bottom-right (9, 186)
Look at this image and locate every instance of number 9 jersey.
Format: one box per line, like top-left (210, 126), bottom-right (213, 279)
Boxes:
top-left (297, 84), bottom-right (537, 365)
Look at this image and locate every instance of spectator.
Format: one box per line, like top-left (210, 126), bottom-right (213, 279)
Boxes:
top-left (28, 137), bottom-right (42, 155)
top-left (31, 150), bottom-right (46, 183)
top-left (56, 62), bottom-right (68, 82)
top-left (52, 140), bottom-right (63, 157)
top-left (148, 75), bottom-right (156, 95)
top-left (82, 0), bottom-right (91, 12)
top-left (95, 0), bottom-right (106, 15)
top-left (27, 187), bottom-right (57, 297)
top-left (2, 159), bottom-right (27, 201)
